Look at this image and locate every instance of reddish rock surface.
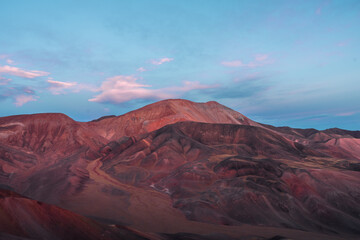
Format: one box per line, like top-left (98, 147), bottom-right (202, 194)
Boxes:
top-left (0, 189), bottom-right (154, 240)
top-left (0, 99), bottom-right (359, 240)
top-left (87, 99), bottom-right (259, 140)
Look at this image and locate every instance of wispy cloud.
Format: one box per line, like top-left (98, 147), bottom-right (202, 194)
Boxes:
top-left (0, 65), bottom-right (49, 78)
top-left (315, 1), bottom-right (329, 15)
top-left (255, 54), bottom-right (268, 62)
top-left (167, 81), bottom-right (214, 92)
top-left (48, 79), bottom-right (76, 88)
top-left (14, 95), bottom-right (37, 107)
top-left (89, 75), bottom-right (215, 104)
top-left (222, 54), bottom-right (273, 68)
top-left (47, 79), bottom-right (77, 95)
top-left (151, 57), bottom-right (174, 65)
top-left (337, 40), bottom-right (349, 47)
top-left (0, 85), bottom-right (38, 107)
top-left (221, 60), bottom-right (265, 68)
top-left (6, 59), bottom-right (14, 65)
top-left (47, 79), bottom-right (96, 95)
top-left (221, 60), bottom-right (244, 67)
top-left (193, 79), bottom-right (268, 100)
top-left (233, 72), bottom-right (264, 82)
top-left (0, 76), bottom-right (11, 85)
top-left (315, 7), bottom-right (322, 15)
top-left (136, 67), bottom-right (147, 72)
top-left (336, 111), bottom-right (356, 117)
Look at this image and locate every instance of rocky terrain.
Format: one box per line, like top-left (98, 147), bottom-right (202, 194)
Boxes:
top-left (0, 99), bottom-right (359, 240)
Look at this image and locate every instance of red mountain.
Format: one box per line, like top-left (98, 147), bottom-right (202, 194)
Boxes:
top-left (0, 189), bottom-right (156, 240)
top-left (87, 99), bottom-right (259, 140)
top-left (0, 99), bottom-right (359, 240)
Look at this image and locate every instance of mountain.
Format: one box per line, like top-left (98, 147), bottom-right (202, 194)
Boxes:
top-left (87, 99), bottom-right (259, 140)
top-left (0, 113), bottom-right (106, 203)
top-left (0, 99), bottom-right (359, 240)
top-left (0, 189), bottom-right (156, 240)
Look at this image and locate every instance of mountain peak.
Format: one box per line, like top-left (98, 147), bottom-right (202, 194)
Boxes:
top-left (88, 99), bottom-right (258, 140)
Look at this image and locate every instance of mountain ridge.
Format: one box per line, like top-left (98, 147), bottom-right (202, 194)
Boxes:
top-left (0, 99), bottom-right (359, 240)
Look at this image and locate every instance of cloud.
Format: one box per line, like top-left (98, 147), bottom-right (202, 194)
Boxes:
top-left (48, 79), bottom-right (77, 88)
top-left (337, 41), bottom-right (349, 47)
top-left (221, 54), bottom-right (273, 68)
top-left (47, 79), bottom-right (77, 94)
top-left (14, 95), bottom-right (37, 107)
top-left (151, 57), bottom-right (174, 65)
top-left (315, 7), bottom-right (322, 15)
top-left (255, 54), bottom-right (268, 62)
top-left (335, 111), bottom-right (356, 117)
top-left (0, 76), bottom-right (11, 85)
top-left (0, 65), bottom-right (49, 78)
top-left (221, 60), bottom-right (244, 67)
top-left (47, 79), bottom-right (96, 95)
top-left (0, 82), bottom-right (38, 107)
top-left (221, 60), bottom-right (263, 68)
top-left (6, 59), bottom-right (14, 64)
top-left (233, 72), bottom-right (264, 82)
top-left (89, 75), bottom-right (215, 104)
top-left (196, 82), bottom-right (267, 100)
top-left (136, 67), bottom-right (147, 72)
top-left (182, 73), bottom-right (271, 104)
top-left (167, 81), bottom-right (216, 92)
top-left (136, 58), bottom-right (173, 73)
top-left (0, 86), bottom-right (37, 107)
top-left (315, 1), bottom-right (329, 15)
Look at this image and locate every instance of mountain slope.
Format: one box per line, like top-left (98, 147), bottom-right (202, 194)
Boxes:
top-left (96, 121), bottom-right (360, 235)
top-left (87, 99), bottom-right (259, 141)
top-left (0, 113), bottom-right (106, 203)
top-left (0, 189), bottom-right (154, 240)
top-left (0, 99), bottom-right (359, 240)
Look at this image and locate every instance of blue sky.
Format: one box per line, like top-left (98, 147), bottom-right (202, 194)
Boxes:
top-left (0, 0), bottom-right (359, 130)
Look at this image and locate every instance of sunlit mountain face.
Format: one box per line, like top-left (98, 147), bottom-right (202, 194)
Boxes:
top-left (0, 99), bottom-right (359, 240)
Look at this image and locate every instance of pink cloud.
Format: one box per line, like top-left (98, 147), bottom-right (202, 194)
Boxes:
top-left (167, 81), bottom-right (217, 92)
top-left (47, 79), bottom-right (77, 95)
top-left (136, 67), bottom-right (147, 72)
top-left (337, 41), bottom-right (349, 47)
top-left (221, 60), bottom-right (244, 67)
top-left (336, 112), bottom-right (356, 117)
top-left (0, 65), bottom-right (49, 78)
top-left (89, 75), bottom-right (170, 103)
top-left (14, 95), bottom-right (37, 107)
top-left (222, 54), bottom-right (273, 68)
top-left (151, 57), bottom-right (174, 65)
top-left (315, 1), bottom-right (329, 15)
top-left (48, 79), bottom-right (77, 88)
top-left (89, 75), bottom-right (215, 104)
top-left (0, 76), bottom-right (11, 85)
top-left (6, 59), bottom-right (14, 65)
top-left (315, 7), bottom-right (322, 15)
top-left (255, 54), bottom-right (268, 62)
top-left (221, 60), bottom-right (262, 68)
top-left (47, 79), bottom-right (95, 95)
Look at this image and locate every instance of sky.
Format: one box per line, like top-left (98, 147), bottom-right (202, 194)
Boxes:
top-left (0, 0), bottom-right (359, 130)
